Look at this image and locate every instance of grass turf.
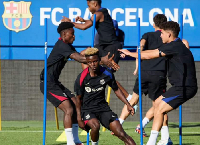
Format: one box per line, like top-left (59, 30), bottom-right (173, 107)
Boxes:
top-left (0, 121), bottom-right (200, 145)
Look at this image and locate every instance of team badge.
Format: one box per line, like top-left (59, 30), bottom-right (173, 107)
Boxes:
top-left (2, 1), bottom-right (32, 32)
top-left (100, 79), bottom-right (105, 85)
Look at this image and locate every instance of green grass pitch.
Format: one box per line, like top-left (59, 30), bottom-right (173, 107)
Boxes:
top-left (0, 121), bottom-right (200, 145)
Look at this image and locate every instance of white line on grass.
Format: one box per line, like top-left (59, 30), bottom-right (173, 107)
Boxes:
top-left (0, 131), bottom-right (200, 134)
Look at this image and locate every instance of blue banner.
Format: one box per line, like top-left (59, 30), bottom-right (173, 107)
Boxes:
top-left (0, 0), bottom-right (199, 60)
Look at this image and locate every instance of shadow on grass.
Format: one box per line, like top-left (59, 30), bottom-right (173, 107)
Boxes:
top-left (182, 133), bottom-right (200, 136)
top-left (173, 143), bottom-right (194, 145)
top-left (3, 126), bottom-right (30, 130)
top-left (168, 123), bottom-right (200, 128)
top-left (51, 141), bottom-right (87, 145)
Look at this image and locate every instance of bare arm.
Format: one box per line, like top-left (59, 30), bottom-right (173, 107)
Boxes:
top-left (61, 12), bottom-right (102, 30)
top-left (75, 95), bottom-right (82, 122)
top-left (70, 52), bottom-right (87, 63)
top-left (76, 95), bottom-right (87, 131)
top-left (134, 39), bottom-right (146, 75)
top-left (114, 89), bottom-right (134, 115)
top-left (118, 49), bottom-right (166, 60)
top-left (182, 39), bottom-right (190, 49)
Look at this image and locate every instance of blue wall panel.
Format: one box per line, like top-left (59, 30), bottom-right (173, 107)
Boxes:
top-left (0, 0), bottom-right (199, 60)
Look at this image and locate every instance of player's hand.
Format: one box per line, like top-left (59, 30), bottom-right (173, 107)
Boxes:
top-left (61, 16), bottom-right (71, 22)
top-left (118, 49), bottom-right (131, 57)
top-left (101, 52), bottom-right (120, 71)
top-left (108, 53), bottom-right (120, 71)
top-left (133, 68), bottom-right (138, 75)
top-left (78, 120), bottom-right (87, 131)
top-left (127, 105), bottom-right (135, 116)
top-left (75, 16), bottom-right (85, 22)
top-left (120, 53), bottom-right (126, 58)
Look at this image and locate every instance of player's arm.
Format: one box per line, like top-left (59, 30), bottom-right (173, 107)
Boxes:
top-left (74, 77), bottom-right (87, 131)
top-left (101, 53), bottom-right (120, 71)
top-left (134, 39), bottom-right (146, 75)
top-left (118, 48), bottom-right (166, 60)
top-left (75, 94), bottom-right (87, 131)
top-left (76, 95), bottom-right (83, 123)
top-left (61, 12), bottom-right (102, 30)
top-left (109, 74), bottom-right (134, 115)
top-left (69, 52), bottom-right (87, 63)
top-left (182, 39), bottom-right (189, 49)
top-left (114, 89), bottom-right (134, 115)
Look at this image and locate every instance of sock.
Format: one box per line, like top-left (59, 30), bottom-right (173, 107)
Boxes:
top-left (161, 126), bottom-right (169, 140)
top-left (146, 130), bottom-right (159, 145)
top-left (126, 94), bottom-right (133, 101)
top-left (72, 124), bottom-right (82, 144)
top-left (91, 140), bottom-right (99, 145)
top-left (65, 128), bottom-right (75, 145)
top-left (142, 117), bottom-right (150, 128)
top-left (133, 104), bottom-right (138, 113)
top-left (119, 118), bottom-right (124, 125)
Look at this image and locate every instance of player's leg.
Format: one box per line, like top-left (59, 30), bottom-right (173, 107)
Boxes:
top-left (146, 95), bottom-right (173, 145)
top-left (118, 74), bottom-right (148, 126)
top-left (157, 114), bottom-right (173, 145)
top-left (99, 111), bottom-right (136, 145)
top-left (40, 82), bottom-right (77, 145)
top-left (87, 118), bottom-right (100, 144)
top-left (146, 86), bottom-right (196, 145)
top-left (135, 105), bottom-right (154, 137)
top-left (110, 120), bottom-right (136, 145)
top-left (61, 85), bottom-right (83, 145)
top-left (136, 73), bottom-right (166, 137)
top-left (82, 112), bottom-right (100, 145)
top-left (102, 43), bottom-right (136, 123)
top-left (119, 92), bottom-right (139, 125)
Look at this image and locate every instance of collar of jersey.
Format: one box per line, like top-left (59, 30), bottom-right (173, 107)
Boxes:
top-left (58, 37), bottom-right (68, 44)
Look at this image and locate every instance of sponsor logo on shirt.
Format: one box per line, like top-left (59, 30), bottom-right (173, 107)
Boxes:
top-left (85, 87), bottom-right (92, 93)
top-left (85, 86), bottom-right (104, 93)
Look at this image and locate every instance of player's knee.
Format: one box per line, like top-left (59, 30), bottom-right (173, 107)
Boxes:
top-left (117, 131), bottom-right (127, 140)
top-left (90, 122), bottom-right (100, 131)
top-left (154, 98), bottom-right (162, 108)
top-left (63, 107), bottom-right (74, 117)
top-left (154, 104), bottom-right (166, 115)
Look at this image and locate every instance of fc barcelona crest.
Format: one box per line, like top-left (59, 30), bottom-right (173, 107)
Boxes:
top-left (2, 1), bottom-right (32, 32)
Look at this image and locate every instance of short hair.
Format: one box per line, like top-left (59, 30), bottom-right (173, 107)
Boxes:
top-left (57, 22), bottom-right (74, 34)
top-left (87, 0), bottom-right (102, 5)
top-left (153, 14), bottom-right (167, 28)
top-left (160, 21), bottom-right (180, 37)
top-left (84, 48), bottom-right (99, 57)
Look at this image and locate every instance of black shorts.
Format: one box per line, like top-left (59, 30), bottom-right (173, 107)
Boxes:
top-left (40, 81), bottom-right (75, 107)
top-left (133, 71), bottom-right (167, 101)
top-left (82, 111), bottom-right (118, 130)
top-left (95, 41), bottom-right (122, 65)
top-left (162, 86), bottom-right (198, 109)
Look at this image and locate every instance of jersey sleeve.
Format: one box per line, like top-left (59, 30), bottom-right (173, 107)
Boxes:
top-left (74, 74), bottom-right (84, 96)
top-left (108, 73), bottom-right (118, 91)
top-left (141, 33), bottom-right (148, 41)
top-left (158, 43), bottom-right (178, 56)
top-left (61, 43), bottom-right (76, 58)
